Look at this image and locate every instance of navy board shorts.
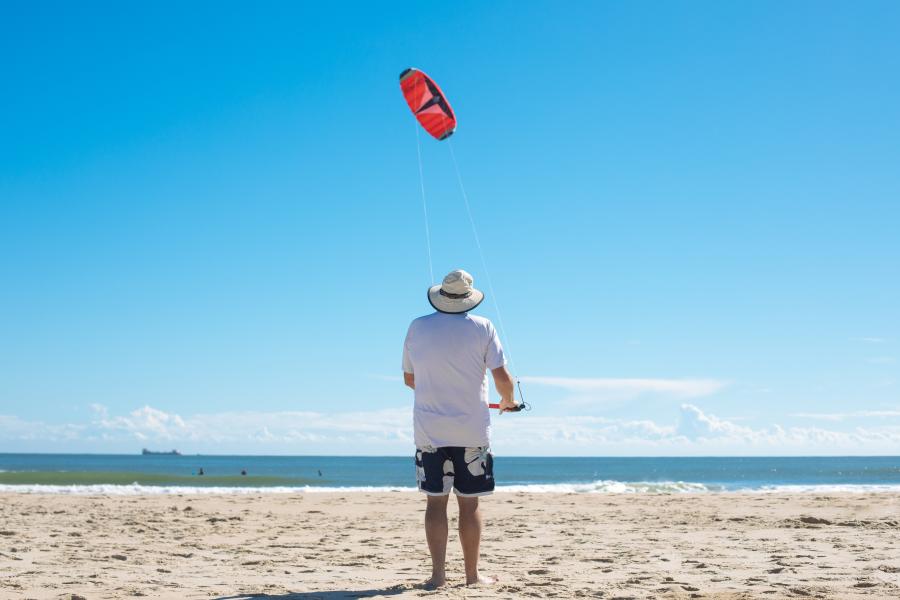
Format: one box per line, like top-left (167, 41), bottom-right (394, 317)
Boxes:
top-left (414, 446), bottom-right (495, 496)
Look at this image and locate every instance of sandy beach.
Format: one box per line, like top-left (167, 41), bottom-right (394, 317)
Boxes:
top-left (1, 492), bottom-right (898, 599)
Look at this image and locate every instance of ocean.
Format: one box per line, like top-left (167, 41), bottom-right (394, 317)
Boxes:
top-left (2, 453), bottom-right (899, 494)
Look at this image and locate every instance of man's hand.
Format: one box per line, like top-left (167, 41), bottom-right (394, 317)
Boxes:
top-left (490, 366), bottom-right (517, 413)
top-left (404, 372), bottom-right (415, 390)
top-left (498, 395), bottom-right (520, 414)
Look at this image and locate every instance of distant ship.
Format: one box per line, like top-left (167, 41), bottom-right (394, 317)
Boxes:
top-left (141, 448), bottom-right (182, 456)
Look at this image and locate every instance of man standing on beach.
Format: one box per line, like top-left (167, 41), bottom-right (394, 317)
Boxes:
top-left (402, 269), bottom-right (518, 587)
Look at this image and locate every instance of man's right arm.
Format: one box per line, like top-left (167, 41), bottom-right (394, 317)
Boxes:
top-left (490, 366), bottom-right (517, 412)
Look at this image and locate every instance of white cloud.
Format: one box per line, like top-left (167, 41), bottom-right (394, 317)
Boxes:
top-left (3, 403), bottom-right (900, 455)
top-left (490, 414), bottom-right (676, 447)
top-left (520, 376), bottom-right (728, 399)
top-left (97, 405), bottom-right (190, 440)
top-left (88, 405), bottom-right (414, 447)
top-left (668, 405), bottom-right (900, 451)
top-left (490, 404), bottom-right (900, 454)
top-left (675, 404), bottom-right (756, 440)
top-left (0, 414), bottom-right (84, 441)
top-left (789, 410), bottom-right (900, 421)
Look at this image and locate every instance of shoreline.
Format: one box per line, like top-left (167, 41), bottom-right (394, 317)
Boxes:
top-left (4, 483), bottom-right (900, 495)
top-left (3, 491), bottom-right (899, 599)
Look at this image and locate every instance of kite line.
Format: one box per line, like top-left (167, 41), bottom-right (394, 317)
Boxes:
top-left (414, 123), bottom-right (435, 285)
top-left (447, 140), bottom-right (516, 376)
top-left (446, 140), bottom-right (528, 410)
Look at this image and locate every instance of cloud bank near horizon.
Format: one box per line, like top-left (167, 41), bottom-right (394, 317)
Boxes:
top-left (2, 401), bottom-right (899, 456)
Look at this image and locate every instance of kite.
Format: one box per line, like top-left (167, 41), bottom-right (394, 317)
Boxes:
top-left (399, 68), bottom-right (457, 141)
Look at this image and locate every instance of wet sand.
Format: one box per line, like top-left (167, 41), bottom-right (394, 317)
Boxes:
top-left (2, 491), bottom-right (899, 599)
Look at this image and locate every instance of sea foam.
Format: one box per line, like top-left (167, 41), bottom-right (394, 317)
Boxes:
top-left (3, 481), bottom-right (900, 495)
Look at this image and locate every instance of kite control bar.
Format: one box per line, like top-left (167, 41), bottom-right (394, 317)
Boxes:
top-left (489, 402), bottom-right (525, 412)
top-left (489, 379), bottom-right (530, 412)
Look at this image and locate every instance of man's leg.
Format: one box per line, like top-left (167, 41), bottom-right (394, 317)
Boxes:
top-left (457, 495), bottom-right (493, 585)
top-left (424, 494), bottom-right (449, 587)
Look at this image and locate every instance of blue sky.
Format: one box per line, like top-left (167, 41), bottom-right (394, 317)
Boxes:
top-left (1, 1), bottom-right (898, 455)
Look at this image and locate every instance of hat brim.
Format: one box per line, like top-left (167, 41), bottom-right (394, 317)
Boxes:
top-left (428, 285), bottom-right (485, 314)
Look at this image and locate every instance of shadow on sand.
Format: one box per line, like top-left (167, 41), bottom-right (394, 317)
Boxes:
top-left (216, 586), bottom-right (410, 600)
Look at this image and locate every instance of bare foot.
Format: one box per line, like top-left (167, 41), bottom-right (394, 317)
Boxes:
top-left (422, 576), bottom-right (447, 590)
top-left (466, 574), bottom-right (496, 586)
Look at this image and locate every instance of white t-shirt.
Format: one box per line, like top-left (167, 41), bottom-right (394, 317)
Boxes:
top-left (402, 312), bottom-right (507, 449)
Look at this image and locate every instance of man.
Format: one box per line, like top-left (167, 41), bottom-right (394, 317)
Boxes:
top-left (402, 269), bottom-right (518, 588)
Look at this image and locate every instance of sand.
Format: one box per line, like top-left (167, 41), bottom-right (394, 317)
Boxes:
top-left (1, 491), bottom-right (899, 599)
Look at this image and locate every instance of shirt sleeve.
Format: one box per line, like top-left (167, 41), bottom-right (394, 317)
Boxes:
top-left (402, 326), bottom-right (414, 374)
top-left (485, 322), bottom-right (507, 370)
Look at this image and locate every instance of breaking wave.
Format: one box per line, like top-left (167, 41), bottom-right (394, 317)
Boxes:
top-left (2, 480), bottom-right (899, 495)
top-left (497, 480), bottom-right (719, 493)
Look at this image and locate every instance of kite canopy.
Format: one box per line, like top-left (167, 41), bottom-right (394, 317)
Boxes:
top-left (399, 68), bottom-right (456, 141)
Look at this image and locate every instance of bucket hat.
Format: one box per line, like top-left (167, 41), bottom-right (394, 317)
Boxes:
top-left (428, 269), bottom-right (484, 314)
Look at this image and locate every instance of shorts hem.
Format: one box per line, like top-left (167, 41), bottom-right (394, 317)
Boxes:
top-left (418, 488), bottom-right (452, 497)
top-left (454, 489), bottom-right (494, 497)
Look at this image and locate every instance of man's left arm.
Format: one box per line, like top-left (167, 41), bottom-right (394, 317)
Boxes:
top-left (402, 326), bottom-right (415, 390)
